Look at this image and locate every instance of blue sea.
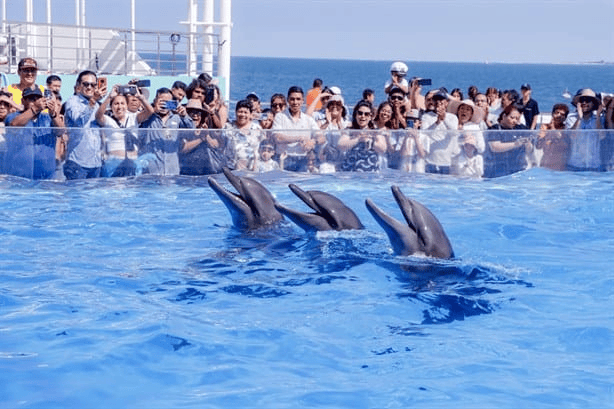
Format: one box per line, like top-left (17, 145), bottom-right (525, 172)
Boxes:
top-left (1, 58), bottom-right (614, 408)
top-left (229, 57), bottom-right (614, 112)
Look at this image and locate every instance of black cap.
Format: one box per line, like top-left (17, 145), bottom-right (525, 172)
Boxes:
top-left (521, 83), bottom-right (531, 90)
top-left (22, 87), bottom-right (43, 99)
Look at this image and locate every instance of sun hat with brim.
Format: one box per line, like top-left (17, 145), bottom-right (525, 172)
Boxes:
top-left (326, 86), bottom-right (341, 96)
top-left (185, 98), bottom-right (206, 112)
top-left (572, 88), bottom-right (599, 106)
top-left (327, 94), bottom-right (345, 106)
top-left (447, 99), bottom-right (484, 123)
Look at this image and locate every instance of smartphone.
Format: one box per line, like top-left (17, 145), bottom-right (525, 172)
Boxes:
top-left (416, 78), bottom-right (432, 87)
top-left (44, 89), bottom-right (53, 100)
top-left (204, 86), bottom-right (216, 104)
top-left (135, 79), bottom-right (151, 88)
top-left (97, 76), bottom-right (107, 89)
top-left (164, 100), bottom-right (178, 111)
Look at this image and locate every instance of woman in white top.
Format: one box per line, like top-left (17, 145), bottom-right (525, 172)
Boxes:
top-left (95, 84), bottom-right (154, 177)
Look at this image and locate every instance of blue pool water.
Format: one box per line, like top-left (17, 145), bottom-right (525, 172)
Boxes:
top-left (1, 169), bottom-right (613, 408)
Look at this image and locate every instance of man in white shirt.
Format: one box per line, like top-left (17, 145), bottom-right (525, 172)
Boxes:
top-left (421, 89), bottom-right (460, 174)
top-left (272, 86), bottom-right (321, 171)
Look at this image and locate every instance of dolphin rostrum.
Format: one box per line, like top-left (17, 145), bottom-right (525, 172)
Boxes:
top-left (365, 185), bottom-right (454, 259)
top-left (275, 184), bottom-right (364, 232)
top-left (208, 168), bottom-right (283, 230)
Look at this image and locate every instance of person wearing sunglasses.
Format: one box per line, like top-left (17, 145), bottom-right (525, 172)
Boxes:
top-left (252, 139), bottom-right (285, 172)
top-left (270, 94), bottom-right (286, 116)
top-left (62, 70), bottom-right (107, 180)
top-left (6, 58), bottom-right (45, 110)
top-left (338, 101), bottom-right (386, 172)
top-left (564, 88), bottom-right (606, 172)
top-left (387, 86), bottom-right (408, 129)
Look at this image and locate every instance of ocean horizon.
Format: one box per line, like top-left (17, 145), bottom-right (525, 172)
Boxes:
top-left (229, 56), bottom-right (614, 112)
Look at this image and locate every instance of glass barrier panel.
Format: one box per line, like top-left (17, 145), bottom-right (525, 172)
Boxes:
top-left (1, 126), bottom-right (613, 180)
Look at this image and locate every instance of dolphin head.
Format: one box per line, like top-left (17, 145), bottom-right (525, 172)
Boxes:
top-left (275, 184), bottom-right (364, 232)
top-left (208, 168), bottom-right (283, 230)
top-left (365, 185), bottom-right (454, 259)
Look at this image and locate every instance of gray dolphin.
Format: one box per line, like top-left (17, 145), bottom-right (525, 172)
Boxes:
top-left (208, 168), bottom-right (283, 230)
top-left (365, 185), bottom-right (454, 259)
top-left (275, 184), bottom-right (364, 232)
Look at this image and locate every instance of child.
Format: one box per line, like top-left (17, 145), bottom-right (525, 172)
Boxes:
top-left (253, 139), bottom-right (285, 172)
top-left (452, 133), bottom-right (483, 177)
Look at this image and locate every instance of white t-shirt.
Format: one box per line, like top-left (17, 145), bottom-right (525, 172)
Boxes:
top-left (100, 112), bottom-right (138, 154)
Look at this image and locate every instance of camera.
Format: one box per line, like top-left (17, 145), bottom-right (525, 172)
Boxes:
top-left (164, 100), bottom-right (178, 111)
top-left (204, 85), bottom-right (216, 104)
top-left (119, 85), bottom-right (138, 96)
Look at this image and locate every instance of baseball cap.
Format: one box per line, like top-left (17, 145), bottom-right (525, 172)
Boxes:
top-left (22, 87), bottom-right (43, 99)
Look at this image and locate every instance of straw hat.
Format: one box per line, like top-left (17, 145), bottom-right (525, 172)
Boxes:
top-left (185, 98), bottom-right (205, 112)
top-left (447, 99), bottom-right (484, 123)
top-left (572, 88), bottom-right (600, 107)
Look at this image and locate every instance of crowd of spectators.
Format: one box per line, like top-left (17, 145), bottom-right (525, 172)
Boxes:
top-left (0, 57), bottom-right (613, 180)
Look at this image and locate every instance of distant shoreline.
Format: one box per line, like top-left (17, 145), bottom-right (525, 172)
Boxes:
top-left (232, 55), bottom-right (614, 66)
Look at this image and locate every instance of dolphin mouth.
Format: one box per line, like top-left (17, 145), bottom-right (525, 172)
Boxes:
top-left (207, 173), bottom-right (246, 206)
top-left (366, 185), bottom-right (454, 259)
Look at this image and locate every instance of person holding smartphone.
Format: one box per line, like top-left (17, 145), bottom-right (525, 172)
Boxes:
top-left (138, 87), bottom-right (193, 176)
top-left (95, 84), bottom-right (154, 177)
top-left (63, 70), bottom-right (107, 179)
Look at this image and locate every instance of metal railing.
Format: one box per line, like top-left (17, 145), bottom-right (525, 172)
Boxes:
top-left (0, 20), bottom-right (220, 76)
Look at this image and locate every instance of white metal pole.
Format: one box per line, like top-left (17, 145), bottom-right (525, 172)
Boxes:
top-left (219, 0), bottom-right (231, 102)
top-left (1, 0), bottom-right (6, 34)
top-left (187, 0), bottom-right (197, 76)
top-left (80, 0), bottom-right (86, 70)
top-left (25, 0), bottom-right (33, 57)
top-left (131, 0), bottom-right (136, 74)
top-left (47, 0), bottom-right (52, 72)
top-left (202, 0), bottom-right (214, 75)
top-left (75, 0), bottom-right (80, 68)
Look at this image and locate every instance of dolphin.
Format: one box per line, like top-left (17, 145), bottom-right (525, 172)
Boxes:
top-left (275, 184), bottom-right (364, 232)
top-left (365, 185), bottom-right (454, 259)
top-left (208, 167), bottom-right (283, 230)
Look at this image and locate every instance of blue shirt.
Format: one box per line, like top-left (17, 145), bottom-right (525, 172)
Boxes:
top-left (64, 94), bottom-right (102, 168)
top-left (139, 112), bottom-right (193, 175)
top-left (4, 111), bottom-right (57, 179)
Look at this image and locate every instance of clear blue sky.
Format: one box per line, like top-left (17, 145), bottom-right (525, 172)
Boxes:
top-left (7, 0), bottom-right (614, 63)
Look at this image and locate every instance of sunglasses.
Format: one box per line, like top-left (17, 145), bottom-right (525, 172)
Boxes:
top-left (187, 109), bottom-right (203, 116)
top-left (81, 81), bottom-right (97, 88)
top-left (356, 110), bottom-right (371, 117)
top-left (578, 97), bottom-right (593, 103)
top-left (260, 147), bottom-right (275, 152)
top-left (20, 68), bottom-right (37, 74)
top-left (389, 95), bottom-right (404, 101)
top-left (272, 103), bottom-right (285, 108)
